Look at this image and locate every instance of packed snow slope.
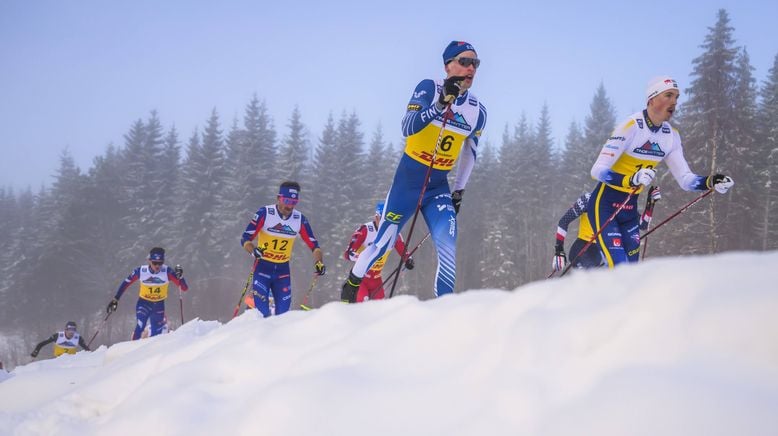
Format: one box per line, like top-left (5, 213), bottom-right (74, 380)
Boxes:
top-left (2, 251), bottom-right (778, 436)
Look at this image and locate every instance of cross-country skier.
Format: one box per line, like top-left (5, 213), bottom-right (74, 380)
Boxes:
top-left (106, 247), bottom-right (188, 340)
top-left (552, 186), bottom-right (661, 271)
top-left (341, 40), bottom-right (487, 301)
top-left (31, 321), bottom-right (90, 358)
top-left (587, 76), bottom-right (734, 267)
top-left (344, 202), bottom-right (415, 302)
top-left (240, 181), bottom-right (325, 317)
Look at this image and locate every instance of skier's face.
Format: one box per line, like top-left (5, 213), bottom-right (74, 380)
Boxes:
top-left (445, 50), bottom-right (478, 91)
top-left (277, 195), bottom-right (298, 216)
top-left (64, 327), bottom-right (75, 339)
top-left (648, 89), bottom-right (680, 123)
top-left (148, 260), bottom-right (163, 273)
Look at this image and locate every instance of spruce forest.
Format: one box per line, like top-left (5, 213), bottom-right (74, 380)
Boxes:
top-left (1, 10), bottom-right (777, 362)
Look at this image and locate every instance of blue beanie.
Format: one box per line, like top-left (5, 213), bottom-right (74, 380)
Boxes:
top-left (375, 201), bottom-right (385, 216)
top-left (148, 247), bottom-right (165, 262)
top-left (443, 41), bottom-right (476, 63)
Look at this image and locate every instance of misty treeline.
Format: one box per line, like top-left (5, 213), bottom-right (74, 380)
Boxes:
top-left (1, 10), bottom-right (777, 364)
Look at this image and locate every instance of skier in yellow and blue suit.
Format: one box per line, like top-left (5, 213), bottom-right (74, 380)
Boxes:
top-left (31, 321), bottom-right (90, 358)
top-left (587, 76), bottom-right (734, 267)
top-left (341, 41), bottom-right (487, 301)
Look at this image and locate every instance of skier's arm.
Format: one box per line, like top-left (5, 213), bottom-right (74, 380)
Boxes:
top-left (453, 102), bottom-right (486, 191)
top-left (663, 130), bottom-right (708, 191)
top-left (32, 334), bottom-right (57, 356)
top-left (166, 268), bottom-right (189, 291)
top-left (240, 207), bottom-right (267, 252)
top-left (345, 225), bottom-right (368, 261)
top-left (298, 214), bottom-right (321, 252)
top-left (114, 268), bottom-right (141, 300)
top-left (401, 79), bottom-right (445, 137)
top-left (590, 120), bottom-right (637, 187)
top-left (556, 194), bottom-right (588, 249)
top-left (78, 335), bottom-right (90, 352)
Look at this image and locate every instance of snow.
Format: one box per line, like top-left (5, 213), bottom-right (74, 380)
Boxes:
top-left (2, 251), bottom-right (778, 436)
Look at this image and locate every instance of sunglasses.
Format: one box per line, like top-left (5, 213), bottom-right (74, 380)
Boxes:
top-left (448, 56), bottom-right (480, 69)
top-left (279, 196), bottom-right (299, 206)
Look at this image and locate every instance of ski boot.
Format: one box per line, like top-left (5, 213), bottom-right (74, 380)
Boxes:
top-left (341, 271), bottom-right (362, 303)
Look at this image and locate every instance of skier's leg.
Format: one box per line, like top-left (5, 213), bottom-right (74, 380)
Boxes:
top-left (271, 262), bottom-right (292, 315)
top-left (252, 262), bottom-right (272, 317)
top-left (132, 300), bottom-right (151, 340)
top-left (421, 192), bottom-right (457, 296)
top-left (149, 301), bottom-right (166, 336)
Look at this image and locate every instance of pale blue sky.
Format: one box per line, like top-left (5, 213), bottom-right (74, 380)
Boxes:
top-left (1, 0), bottom-right (777, 189)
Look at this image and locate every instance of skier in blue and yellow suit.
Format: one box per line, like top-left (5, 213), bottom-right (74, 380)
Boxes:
top-left (587, 76), bottom-right (734, 267)
top-left (341, 41), bottom-right (487, 301)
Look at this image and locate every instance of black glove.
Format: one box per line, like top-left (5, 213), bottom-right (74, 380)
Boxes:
top-left (451, 190), bottom-right (464, 215)
top-left (31, 349), bottom-right (39, 358)
top-left (404, 257), bottom-right (415, 270)
top-left (438, 76), bottom-right (466, 107)
top-left (252, 246), bottom-right (265, 260)
top-left (174, 264), bottom-right (184, 279)
top-left (107, 298), bottom-right (118, 314)
top-left (314, 261), bottom-right (326, 276)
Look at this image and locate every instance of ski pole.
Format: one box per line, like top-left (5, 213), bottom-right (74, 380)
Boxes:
top-left (385, 232), bottom-right (431, 297)
top-left (640, 189), bottom-right (714, 240)
top-left (300, 274), bottom-right (320, 311)
top-left (560, 186), bottom-right (639, 277)
top-left (388, 104), bottom-right (454, 298)
top-left (178, 288), bottom-right (185, 327)
top-left (232, 260), bottom-right (257, 318)
top-left (87, 312), bottom-right (113, 349)
top-left (640, 202), bottom-right (657, 260)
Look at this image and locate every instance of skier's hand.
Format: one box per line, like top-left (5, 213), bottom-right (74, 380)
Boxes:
top-left (404, 257), bottom-right (415, 270)
top-left (630, 167), bottom-right (656, 187)
top-left (30, 350), bottom-right (38, 358)
top-left (707, 174), bottom-right (734, 194)
top-left (438, 76), bottom-right (466, 107)
top-left (107, 298), bottom-right (118, 314)
top-left (314, 261), bottom-right (326, 276)
top-left (174, 264), bottom-right (184, 280)
top-left (252, 246), bottom-right (265, 260)
top-left (552, 246), bottom-right (567, 272)
top-left (451, 190), bottom-right (464, 215)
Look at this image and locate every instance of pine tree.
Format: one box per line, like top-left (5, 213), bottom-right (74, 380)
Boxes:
top-left (672, 9), bottom-right (740, 254)
top-left (756, 53), bottom-right (778, 249)
top-left (278, 105), bottom-right (310, 184)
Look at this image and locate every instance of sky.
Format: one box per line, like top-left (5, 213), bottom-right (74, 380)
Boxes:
top-left (1, 0), bottom-right (778, 189)
top-left (2, 251), bottom-right (777, 435)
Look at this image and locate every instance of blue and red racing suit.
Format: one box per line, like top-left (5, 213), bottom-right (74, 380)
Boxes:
top-left (114, 264), bottom-right (188, 339)
top-left (240, 204), bottom-right (320, 317)
top-left (350, 78), bottom-right (487, 296)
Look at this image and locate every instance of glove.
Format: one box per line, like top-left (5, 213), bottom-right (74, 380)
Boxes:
top-left (437, 76), bottom-right (466, 107)
top-left (31, 350), bottom-right (39, 358)
top-left (630, 167), bottom-right (656, 187)
top-left (552, 246), bottom-right (567, 272)
top-left (252, 246), bottom-right (265, 260)
top-left (404, 257), bottom-right (415, 270)
top-left (107, 298), bottom-right (118, 314)
top-left (174, 264), bottom-right (184, 279)
top-left (314, 261), bottom-right (326, 276)
top-left (707, 174), bottom-right (734, 194)
top-left (647, 185), bottom-right (661, 202)
top-left (451, 189), bottom-right (464, 215)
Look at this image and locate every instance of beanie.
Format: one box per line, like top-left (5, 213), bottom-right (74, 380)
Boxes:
top-left (443, 41), bottom-right (477, 64)
top-left (646, 76), bottom-right (679, 101)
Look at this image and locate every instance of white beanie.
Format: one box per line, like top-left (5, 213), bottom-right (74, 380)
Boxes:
top-left (646, 76), bottom-right (679, 101)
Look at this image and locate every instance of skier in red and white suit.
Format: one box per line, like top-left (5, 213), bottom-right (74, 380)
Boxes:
top-left (344, 202), bottom-right (415, 302)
